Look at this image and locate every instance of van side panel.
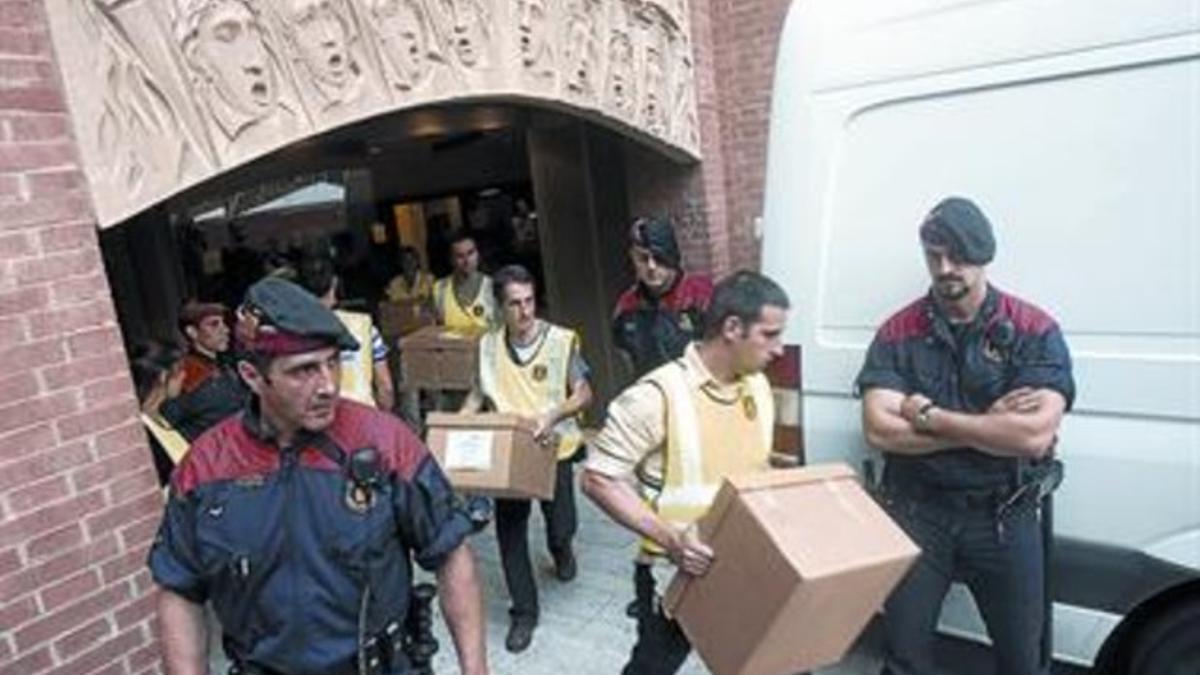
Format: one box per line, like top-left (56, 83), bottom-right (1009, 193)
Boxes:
top-left (761, 0), bottom-right (1200, 666)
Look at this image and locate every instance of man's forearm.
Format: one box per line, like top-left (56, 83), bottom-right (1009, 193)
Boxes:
top-left (926, 408), bottom-right (1056, 459)
top-left (550, 380), bottom-right (593, 426)
top-left (437, 543), bottom-right (488, 675)
top-left (158, 588), bottom-right (209, 675)
top-left (581, 469), bottom-right (678, 552)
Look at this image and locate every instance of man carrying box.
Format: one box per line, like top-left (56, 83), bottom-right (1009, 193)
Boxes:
top-left (583, 270), bottom-right (790, 675)
top-left (461, 264), bottom-right (594, 653)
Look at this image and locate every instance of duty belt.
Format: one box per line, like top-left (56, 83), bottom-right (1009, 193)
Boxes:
top-left (224, 618), bottom-right (407, 675)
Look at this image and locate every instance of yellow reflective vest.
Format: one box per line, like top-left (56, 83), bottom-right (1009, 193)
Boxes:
top-left (478, 323), bottom-right (583, 460)
top-left (640, 360), bottom-right (774, 553)
top-left (434, 275), bottom-right (494, 331)
top-left (335, 309), bottom-right (376, 406)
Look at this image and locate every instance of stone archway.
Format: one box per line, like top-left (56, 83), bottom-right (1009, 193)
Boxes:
top-left (42, 0), bottom-right (700, 229)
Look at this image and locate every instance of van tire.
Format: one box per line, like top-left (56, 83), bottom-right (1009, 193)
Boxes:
top-left (1103, 600), bottom-right (1200, 675)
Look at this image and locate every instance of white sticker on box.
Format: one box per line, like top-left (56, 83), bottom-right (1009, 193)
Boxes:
top-left (444, 430), bottom-right (493, 471)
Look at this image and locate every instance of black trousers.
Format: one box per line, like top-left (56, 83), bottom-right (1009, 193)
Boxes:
top-left (622, 564), bottom-right (691, 675)
top-left (495, 458), bottom-right (577, 623)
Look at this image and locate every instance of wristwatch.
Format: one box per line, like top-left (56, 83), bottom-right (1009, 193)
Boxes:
top-left (914, 402), bottom-right (936, 432)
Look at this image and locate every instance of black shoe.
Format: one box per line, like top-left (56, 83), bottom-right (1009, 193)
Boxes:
top-left (505, 620), bottom-right (535, 653)
top-left (625, 598), bottom-right (640, 618)
top-left (552, 548), bottom-right (577, 582)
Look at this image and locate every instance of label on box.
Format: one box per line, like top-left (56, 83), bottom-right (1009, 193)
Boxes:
top-left (443, 430), bottom-right (493, 471)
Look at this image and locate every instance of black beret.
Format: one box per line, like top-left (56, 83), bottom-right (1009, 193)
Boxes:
top-left (919, 197), bottom-right (996, 265)
top-left (630, 216), bottom-right (682, 270)
top-left (244, 277), bottom-right (359, 353)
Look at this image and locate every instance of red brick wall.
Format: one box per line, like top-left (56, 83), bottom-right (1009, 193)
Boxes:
top-left (630, 0), bottom-right (792, 277)
top-left (1, 2), bottom-right (164, 674)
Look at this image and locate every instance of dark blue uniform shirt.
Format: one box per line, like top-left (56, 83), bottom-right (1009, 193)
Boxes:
top-left (148, 399), bottom-right (474, 675)
top-left (856, 286), bottom-right (1075, 490)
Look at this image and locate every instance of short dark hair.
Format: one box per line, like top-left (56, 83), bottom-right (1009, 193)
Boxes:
top-left (702, 270), bottom-right (790, 339)
top-left (295, 255), bottom-right (336, 298)
top-left (129, 339), bottom-right (183, 403)
top-left (448, 231), bottom-right (477, 250)
top-left (492, 264), bottom-right (536, 304)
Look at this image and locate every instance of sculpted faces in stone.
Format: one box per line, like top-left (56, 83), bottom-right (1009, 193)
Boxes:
top-left (670, 33), bottom-right (698, 149)
top-left (176, 0), bottom-right (302, 163)
top-left (366, 0), bottom-right (438, 93)
top-left (561, 0), bottom-right (599, 100)
top-left (438, 0), bottom-right (490, 70)
top-left (287, 0), bottom-right (353, 89)
top-left (639, 10), bottom-right (670, 136)
top-left (604, 2), bottom-right (635, 116)
top-left (76, 0), bottom-right (212, 200)
top-left (515, 0), bottom-right (552, 76)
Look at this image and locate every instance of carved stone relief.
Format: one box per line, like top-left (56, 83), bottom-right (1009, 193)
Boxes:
top-left (42, 0), bottom-right (701, 227)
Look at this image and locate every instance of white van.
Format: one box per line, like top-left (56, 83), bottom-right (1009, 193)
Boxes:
top-left (760, 0), bottom-right (1199, 670)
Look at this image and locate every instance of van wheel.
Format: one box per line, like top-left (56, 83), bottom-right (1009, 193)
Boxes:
top-left (1121, 601), bottom-right (1200, 675)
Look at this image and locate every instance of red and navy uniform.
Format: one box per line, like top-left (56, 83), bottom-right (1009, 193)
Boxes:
top-left (612, 273), bottom-right (713, 376)
top-left (856, 285), bottom-right (1075, 489)
top-left (148, 399), bottom-right (474, 675)
top-left (856, 286), bottom-right (1075, 675)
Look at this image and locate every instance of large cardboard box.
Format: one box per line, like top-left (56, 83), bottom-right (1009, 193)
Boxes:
top-left (425, 413), bottom-right (556, 500)
top-left (399, 326), bottom-right (482, 390)
top-left (663, 463), bottom-right (920, 675)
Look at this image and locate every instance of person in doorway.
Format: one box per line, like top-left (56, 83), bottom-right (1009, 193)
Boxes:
top-left (296, 255), bottom-right (395, 412)
top-left (129, 340), bottom-right (189, 486)
top-left (176, 300), bottom-right (231, 392)
top-left (611, 215), bottom-right (713, 617)
top-left (460, 264), bottom-right (593, 653)
top-left (433, 233), bottom-right (496, 331)
top-left (149, 277), bottom-right (489, 675)
top-left (583, 270), bottom-right (789, 674)
top-left (386, 245), bottom-right (436, 306)
top-left (161, 301), bottom-right (246, 439)
top-left (857, 197), bottom-right (1074, 675)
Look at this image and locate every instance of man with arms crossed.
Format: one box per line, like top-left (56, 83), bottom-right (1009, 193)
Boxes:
top-left (857, 197), bottom-right (1074, 675)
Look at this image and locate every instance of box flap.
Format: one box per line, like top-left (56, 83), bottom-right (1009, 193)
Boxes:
top-left (425, 412), bottom-right (535, 433)
top-left (728, 462), bottom-right (857, 493)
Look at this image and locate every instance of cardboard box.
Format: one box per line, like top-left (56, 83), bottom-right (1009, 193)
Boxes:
top-left (424, 413), bottom-right (556, 500)
top-left (377, 298), bottom-right (433, 339)
top-left (663, 463), bottom-right (920, 675)
top-left (399, 326), bottom-right (482, 390)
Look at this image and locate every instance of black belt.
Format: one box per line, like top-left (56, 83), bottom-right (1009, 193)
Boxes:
top-left (883, 480), bottom-right (1010, 511)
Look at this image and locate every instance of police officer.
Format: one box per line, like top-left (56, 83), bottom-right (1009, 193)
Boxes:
top-left (612, 216), bottom-right (713, 377)
top-left (149, 277), bottom-right (489, 675)
top-left (584, 271), bottom-right (789, 675)
top-left (460, 264), bottom-right (593, 653)
top-left (856, 197), bottom-right (1074, 675)
top-left (610, 215), bottom-right (713, 617)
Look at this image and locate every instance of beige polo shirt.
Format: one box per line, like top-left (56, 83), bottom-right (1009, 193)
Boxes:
top-left (587, 343), bottom-right (748, 487)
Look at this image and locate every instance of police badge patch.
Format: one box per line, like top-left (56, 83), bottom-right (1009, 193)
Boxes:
top-left (532, 364), bottom-right (548, 381)
top-left (345, 481), bottom-right (375, 513)
top-left (742, 395), bottom-right (757, 421)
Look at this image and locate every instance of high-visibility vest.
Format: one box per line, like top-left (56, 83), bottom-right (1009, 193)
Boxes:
top-left (434, 275), bottom-right (494, 331)
top-left (640, 361), bottom-right (774, 553)
top-left (478, 323), bottom-right (583, 460)
top-left (141, 412), bottom-right (189, 465)
top-left (386, 271), bottom-right (434, 302)
top-left (335, 309), bottom-right (375, 406)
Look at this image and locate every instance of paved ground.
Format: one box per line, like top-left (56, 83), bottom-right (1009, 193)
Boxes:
top-left (209, 479), bottom-right (1085, 674)
top-left (418, 483), bottom-right (879, 675)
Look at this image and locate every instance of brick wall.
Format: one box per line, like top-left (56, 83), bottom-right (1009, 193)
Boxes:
top-left (0, 2), bottom-right (164, 674)
top-left (630, 0), bottom-right (792, 277)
